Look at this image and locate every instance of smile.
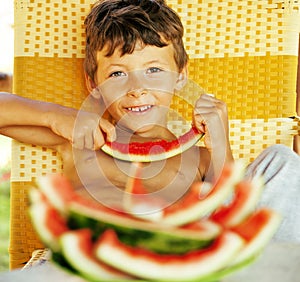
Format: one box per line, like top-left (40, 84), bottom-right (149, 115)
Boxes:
top-left (126, 105), bottom-right (153, 113)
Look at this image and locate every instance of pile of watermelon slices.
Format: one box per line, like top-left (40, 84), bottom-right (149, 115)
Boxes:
top-left (29, 161), bottom-right (281, 282)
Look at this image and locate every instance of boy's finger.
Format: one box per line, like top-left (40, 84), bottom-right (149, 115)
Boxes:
top-left (93, 129), bottom-right (105, 150)
top-left (84, 133), bottom-right (94, 150)
top-left (99, 118), bottom-right (116, 142)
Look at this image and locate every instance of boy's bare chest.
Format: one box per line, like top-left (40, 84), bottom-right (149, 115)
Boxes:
top-left (60, 145), bottom-right (202, 194)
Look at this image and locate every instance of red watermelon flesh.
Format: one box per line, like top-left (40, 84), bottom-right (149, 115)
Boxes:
top-left (210, 176), bottom-right (264, 227)
top-left (101, 126), bottom-right (203, 162)
top-left (95, 228), bottom-right (244, 281)
top-left (231, 208), bottom-right (281, 265)
top-left (60, 229), bottom-right (133, 281)
top-left (29, 161), bottom-right (281, 281)
top-left (122, 161), bottom-right (245, 226)
top-left (159, 161), bottom-right (246, 225)
top-left (29, 189), bottom-right (69, 252)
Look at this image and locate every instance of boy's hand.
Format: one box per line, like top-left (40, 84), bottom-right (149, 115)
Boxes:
top-left (73, 111), bottom-right (116, 150)
top-left (49, 108), bottom-right (116, 150)
top-left (193, 94), bottom-right (229, 153)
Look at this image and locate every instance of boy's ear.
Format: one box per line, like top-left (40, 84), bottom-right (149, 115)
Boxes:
top-left (175, 66), bottom-right (188, 91)
top-left (85, 72), bottom-right (101, 98)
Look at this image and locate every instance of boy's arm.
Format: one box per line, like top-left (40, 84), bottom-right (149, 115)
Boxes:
top-left (193, 94), bottom-right (234, 181)
top-left (0, 126), bottom-right (67, 149)
top-left (0, 92), bottom-right (115, 150)
top-left (0, 92), bottom-right (77, 142)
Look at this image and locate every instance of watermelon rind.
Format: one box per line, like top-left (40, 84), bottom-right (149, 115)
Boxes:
top-left (68, 202), bottom-right (221, 254)
top-left (231, 209), bottom-right (282, 265)
top-left (36, 174), bottom-right (74, 214)
top-left (60, 230), bottom-right (132, 281)
top-left (211, 176), bottom-right (265, 228)
top-left (28, 189), bottom-right (66, 252)
top-left (34, 173), bottom-right (221, 255)
top-left (95, 229), bottom-right (245, 281)
top-left (160, 160), bottom-right (246, 226)
top-left (101, 128), bottom-right (204, 162)
top-left (28, 165), bottom-right (281, 282)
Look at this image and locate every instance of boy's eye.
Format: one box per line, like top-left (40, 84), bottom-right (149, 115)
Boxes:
top-left (109, 71), bottom-right (126, 78)
top-left (146, 67), bottom-right (162, 74)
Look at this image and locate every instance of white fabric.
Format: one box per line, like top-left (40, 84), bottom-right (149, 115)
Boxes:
top-left (246, 145), bottom-right (300, 242)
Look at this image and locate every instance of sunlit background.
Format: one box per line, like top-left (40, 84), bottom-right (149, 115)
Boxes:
top-left (0, 0), bottom-right (14, 74)
top-left (0, 0), bottom-right (13, 165)
top-left (0, 1), bottom-right (13, 272)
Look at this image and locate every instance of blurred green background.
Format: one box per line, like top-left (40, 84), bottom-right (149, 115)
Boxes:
top-left (0, 136), bottom-right (11, 271)
top-left (0, 0), bottom-right (14, 271)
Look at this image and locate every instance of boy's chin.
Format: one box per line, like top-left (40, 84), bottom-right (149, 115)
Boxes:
top-left (118, 122), bottom-right (165, 137)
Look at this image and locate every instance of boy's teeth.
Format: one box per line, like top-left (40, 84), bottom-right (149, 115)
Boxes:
top-left (128, 105), bottom-right (152, 112)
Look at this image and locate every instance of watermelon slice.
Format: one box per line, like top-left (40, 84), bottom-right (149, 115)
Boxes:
top-left (60, 229), bottom-right (133, 281)
top-left (28, 189), bottom-right (68, 252)
top-left (95, 229), bottom-right (244, 281)
top-left (28, 163), bottom-right (281, 282)
top-left (101, 126), bottom-right (203, 162)
top-left (67, 200), bottom-right (221, 255)
top-left (210, 176), bottom-right (265, 227)
top-left (122, 162), bottom-right (166, 221)
top-left (36, 173), bottom-right (76, 213)
top-left (125, 160), bottom-right (246, 226)
top-left (36, 174), bottom-right (221, 254)
top-left (231, 208), bottom-right (282, 265)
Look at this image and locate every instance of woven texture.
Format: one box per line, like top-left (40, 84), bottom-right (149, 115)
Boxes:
top-left (10, 0), bottom-right (300, 269)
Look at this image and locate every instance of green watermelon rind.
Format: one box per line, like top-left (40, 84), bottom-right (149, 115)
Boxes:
top-left (57, 208), bottom-right (281, 282)
top-left (210, 176), bottom-right (265, 228)
top-left (59, 230), bottom-right (132, 282)
top-left (160, 160), bottom-right (246, 226)
top-left (95, 230), bottom-right (245, 282)
top-left (28, 189), bottom-right (66, 253)
top-left (232, 209), bottom-right (282, 265)
top-left (101, 128), bottom-right (204, 162)
top-left (54, 245), bottom-right (258, 282)
top-left (67, 203), bottom-right (220, 255)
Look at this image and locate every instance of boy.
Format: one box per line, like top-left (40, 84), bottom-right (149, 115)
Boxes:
top-left (0, 0), bottom-right (299, 241)
top-left (0, 0), bottom-right (230, 201)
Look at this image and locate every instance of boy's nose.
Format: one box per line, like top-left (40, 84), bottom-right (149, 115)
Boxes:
top-left (126, 71), bottom-right (148, 97)
top-left (126, 88), bottom-right (147, 98)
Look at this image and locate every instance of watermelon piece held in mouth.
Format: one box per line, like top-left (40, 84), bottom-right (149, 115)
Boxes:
top-left (101, 126), bottom-right (204, 162)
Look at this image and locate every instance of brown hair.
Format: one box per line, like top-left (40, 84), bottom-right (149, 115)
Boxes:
top-left (0, 72), bottom-right (12, 92)
top-left (84, 0), bottom-right (188, 82)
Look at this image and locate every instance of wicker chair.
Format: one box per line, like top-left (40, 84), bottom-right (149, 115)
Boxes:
top-left (10, 0), bottom-right (300, 269)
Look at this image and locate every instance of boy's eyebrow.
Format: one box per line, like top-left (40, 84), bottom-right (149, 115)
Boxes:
top-left (105, 60), bottom-right (169, 69)
top-left (144, 60), bottom-right (169, 66)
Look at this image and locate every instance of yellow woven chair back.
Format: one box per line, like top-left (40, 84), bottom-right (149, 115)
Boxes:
top-left (10, 0), bottom-right (300, 269)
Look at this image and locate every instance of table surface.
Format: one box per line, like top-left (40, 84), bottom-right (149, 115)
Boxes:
top-left (1, 242), bottom-right (300, 282)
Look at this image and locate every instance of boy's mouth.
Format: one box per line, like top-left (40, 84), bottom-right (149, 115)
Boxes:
top-left (125, 105), bottom-right (153, 113)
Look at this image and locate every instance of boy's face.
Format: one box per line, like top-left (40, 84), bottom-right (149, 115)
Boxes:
top-left (87, 44), bottom-right (187, 135)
